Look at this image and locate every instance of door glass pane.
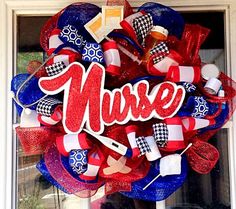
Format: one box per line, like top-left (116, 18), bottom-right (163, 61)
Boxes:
top-left (17, 16), bottom-right (66, 209)
top-left (164, 12), bottom-right (230, 209)
top-left (15, 10), bottom-right (230, 209)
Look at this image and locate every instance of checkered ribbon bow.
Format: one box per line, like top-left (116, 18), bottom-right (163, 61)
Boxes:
top-left (36, 97), bottom-right (62, 117)
top-left (45, 61), bottom-right (66, 77)
top-left (133, 13), bottom-right (153, 47)
top-left (152, 123), bottom-right (169, 147)
top-left (69, 150), bottom-right (88, 175)
top-left (136, 136), bottom-right (151, 156)
top-left (150, 42), bottom-right (169, 64)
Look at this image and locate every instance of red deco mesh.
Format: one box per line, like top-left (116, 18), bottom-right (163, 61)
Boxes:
top-left (16, 125), bottom-right (65, 155)
top-left (186, 140), bottom-right (219, 174)
top-left (40, 11), bottom-right (61, 52)
top-left (168, 24), bottom-right (210, 66)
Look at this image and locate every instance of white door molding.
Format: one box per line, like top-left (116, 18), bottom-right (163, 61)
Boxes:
top-left (0, 1), bottom-right (235, 209)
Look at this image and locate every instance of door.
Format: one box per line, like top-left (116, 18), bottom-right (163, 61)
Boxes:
top-left (1, 1), bottom-right (236, 209)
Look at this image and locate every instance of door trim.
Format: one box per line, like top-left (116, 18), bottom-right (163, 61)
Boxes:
top-left (0, 1), bottom-right (235, 209)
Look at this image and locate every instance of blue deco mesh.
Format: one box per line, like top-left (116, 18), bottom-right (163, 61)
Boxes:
top-left (138, 2), bottom-right (185, 39)
top-left (200, 103), bottom-right (229, 133)
top-left (37, 158), bottom-right (70, 194)
top-left (11, 73), bottom-right (45, 115)
top-left (121, 155), bottom-right (188, 201)
top-left (57, 3), bottom-right (101, 42)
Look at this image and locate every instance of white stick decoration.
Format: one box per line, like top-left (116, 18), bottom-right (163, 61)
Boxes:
top-left (143, 143), bottom-right (193, 190)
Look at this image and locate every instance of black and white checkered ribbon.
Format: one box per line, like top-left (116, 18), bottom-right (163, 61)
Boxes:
top-left (150, 42), bottom-right (169, 55)
top-left (136, 136), bottom-right (151, 156)
top-left (153, 55), bottom-right (166, 64)
top-left (133, 13), bottom-right (153, 47)
top-left (36, 97), bottom-right (62, 117)
top-left (150, 42), bottom-right (169, 64)
top-left (45, 61), bottom-right (66, 77)
top-left (152, 123), bottom-right (168, 147)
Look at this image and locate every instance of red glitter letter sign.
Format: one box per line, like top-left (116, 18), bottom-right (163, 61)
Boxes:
top-left (39, 62), bottom-right (185, 134)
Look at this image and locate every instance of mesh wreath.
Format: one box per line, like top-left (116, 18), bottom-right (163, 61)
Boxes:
top-left (12, 0), bottom-right (236, 201)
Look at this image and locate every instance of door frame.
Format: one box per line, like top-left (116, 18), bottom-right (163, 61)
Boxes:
top-left (0, 1), bottom-right (236, 209)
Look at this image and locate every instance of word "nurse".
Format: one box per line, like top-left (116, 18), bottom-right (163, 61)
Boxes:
top-left (39, 62), bottom-right (185, 134)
